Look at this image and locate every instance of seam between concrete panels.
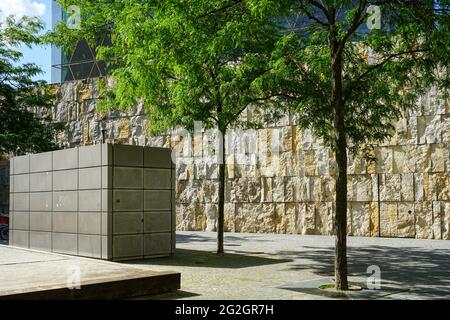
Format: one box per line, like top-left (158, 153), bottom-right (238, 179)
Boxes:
top-left (111, 144), bottom-right (115, 260)
top-left (28, 156), bottom-right (30, 248)
top-left (100, 143), bottom-right (103, 259)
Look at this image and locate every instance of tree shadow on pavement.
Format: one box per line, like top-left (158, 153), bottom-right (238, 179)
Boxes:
top-left (276, 245), bottom-right (450, 299)
top-left (130, 248), bottom-right (292, 269)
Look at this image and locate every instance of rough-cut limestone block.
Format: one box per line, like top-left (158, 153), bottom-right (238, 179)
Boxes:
top-left (369, 202), bottom-right (380, 237)
top-left (176, 203), bottom-right (205, 231)
top-left (272, 176), bottom-right (285, 203)
top-left (177, 179), bottom-right (204, 204)
top-left (205, 160), bottom-right (219, 180)
top-left (225, 154), bottom-right (235, 179)
top-left (437, 172), bottom-right (450, 201)
top-left (375, 147), bottom-right (393, 174)
top-left (321, 176), bottom-right (335, 202)
top-left (443, 202), bottom-right (450, 240)
top-left (193, 158), bottom-right (206, 180)
top-left (432, 201), bottom-right (442, 239)
top-left (247, 177), bottom-right (262, 203)
top-left (279, 126), bottom-right (293, 153)
top-left (275, 203), bottom-right (297, 234)
top-left (205, 203), bottom-right (218, 232)
top-left (284, 177), bottom-right (297, 202)
top-left (443, 115), bottom-right (450, 143)
top-left (309, 177), bottom-right (322, 202)
top-left (316, 149), bottom-right (330, 176)
top-left (414, 201), bottom-right (433, 239)
top-left (348, 175), bottom-right (373, 202)
top-left (176, 159), bottom-right (193, 180)
top-left (423, 86), bottom-right (447, 115)
top-left (118, 118), bottom-right (130, 140)
top-left (233, 178), bottom-right (249, 203)
top-left (379, 174), bottom-right (401, 202)
top-left (301, 128), bottom-right (314, 150)
top-left (347, 153), bottom-right (366, 175)
top-left (396, 117), bottom-right (417, 146)
top-left (424, 115), bottom-right (443, 144)
top-left (296, 177), bottom-right (311, 202)
top-left (302, 150), bottom-right (317, 176)
top-left (278, 151), bottom-right (296, 177)
top-left (261, 177), bottom-right (273, 203)
top-left (397, 202), bottom-right (416, 238)
top-left (393, 146), bottom-right (412, 173)
top-left (203, 180), bottom-right (219, 203)
top-left (350, 202), bottom-right (370, 237)
top-left (297, 203), bottom-right (316, 235)
top-left (315, 202), bottom-right (334, 235)
top-left (224, 203), bottom-right (235, 232)
top-left (430, 144), bottom-right (446, 173)
top-left (193, 133), bottom-right (203, 157)
top-left (424, 173), bottom-right (438, 201)
top-left (400, 173), bottom-right (415, 201)
top-left (234, 203), bottom-right (275, 233)
top-left (380, 202), bottom-right (398, 237)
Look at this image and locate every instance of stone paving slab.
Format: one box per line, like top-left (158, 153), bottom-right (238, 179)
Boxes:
top-left (0, 245), bottom-right (180, 299)
top-left (129, 232), bottom-right (450, 300)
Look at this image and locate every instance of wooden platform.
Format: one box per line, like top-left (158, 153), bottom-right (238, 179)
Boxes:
top-left (0, 245), bottom-right (180, 300)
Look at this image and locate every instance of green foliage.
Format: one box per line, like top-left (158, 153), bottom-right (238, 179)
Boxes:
top-left (0, 15), bottom-right (63, 157)
top-left (51, 0), bottom-right (287, 135)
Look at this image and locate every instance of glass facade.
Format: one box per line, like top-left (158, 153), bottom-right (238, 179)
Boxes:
top-left (51, 0), bottom-right (109, 83)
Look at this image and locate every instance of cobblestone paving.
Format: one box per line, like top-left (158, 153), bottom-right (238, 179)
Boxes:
top-left (130, 232), bottom-right (450, 300)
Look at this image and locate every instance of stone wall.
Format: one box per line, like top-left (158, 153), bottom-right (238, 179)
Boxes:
top-left (44, 79), bottom-right (450, 240)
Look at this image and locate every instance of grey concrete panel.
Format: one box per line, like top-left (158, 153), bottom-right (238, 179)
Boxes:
top-left (9, 192), bottom-right (13, 212)
top-left (53, 191), bottom-right (77, 212)
top-left (78, 234), bottom-right (101, 258)
top-left (101, 189), bottom-right (112, 213)
top-left (144, 233), bottom-right (171, 256)
top-left (144, 211), bottom-right (171, 233)
top-left (52, 233), bottom-right (78, 255)
top-left (113, 234), bottom-right (142, 259)
top-left (79, 190), bottom-right (101, 212)
top-left (144, 190), bottom-right (172, 211)
top-left (78, 212), bottom-right (101, 235)
top-left (12, 211), bottom-right (29, 230)
top-left (30, 192), bottom-right (52, 212)
top-left (53, 169), bottom-right (78, 191)
top-left (30, 152), bottom-right (52, 173)
top-left (53, 212), bottom-right (78, 233)
top-left (29, 212), bottom-right (52, 231)
top-left (113, 144), bottom-right (143, 167)
top-left (13, 193), bottom-right (29, 211)
top-left (12, 230), bottom-right (29, 248)
top-left (53, 148), bottom-right (78, 170)
top-left (13, 155), bottom-right (29, 174)
top-left (144, 147), bottom-right (172, 168)
top-left (102, 143), bottom-right (113, 166)
top-left (13, 174), bottom-right (29, 193)
top-left (79, 144), bottom-right (102, 168)
top-left (101, 212), bottom-right (111, 235)
top-left (102, 166), bottom-right (112, 189)
top-left (101, 235), bottom-right (112, 260)
top-left (144, 168), bottom-right (171, 190)
top-left (30, 172), bottom-right (52, 192)
top-left (113, 190), bottom-right (143, 211)
top-left (79, 167), bottom-right (101, 190)
top-left (114, 167), bottom-right (143, 189)
top-left (113, 212), bottom-right (143, 235)
top-left (30, 231), bottom-right (52, 251)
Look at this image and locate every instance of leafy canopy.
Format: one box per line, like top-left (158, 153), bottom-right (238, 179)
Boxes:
top-left (0, 15), bottom-right (62, 157)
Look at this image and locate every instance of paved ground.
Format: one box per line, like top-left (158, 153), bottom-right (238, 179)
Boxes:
top-left (129, 231), bottom-right (450, 300)
top-left (0, 245), bottom-right (179, 299)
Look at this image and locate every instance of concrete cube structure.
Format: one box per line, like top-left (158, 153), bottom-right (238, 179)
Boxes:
top-left (9, 143), bottom-right (175, 261)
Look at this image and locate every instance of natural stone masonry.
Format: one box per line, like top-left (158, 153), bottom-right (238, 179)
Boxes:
top-left (36, 80), bottom-right (450, 240)
top-left (9, 143), bottom-right (176, 260)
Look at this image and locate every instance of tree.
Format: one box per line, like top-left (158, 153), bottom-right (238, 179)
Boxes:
top-left (51, 0), bottom-right (283, 254)
top-left (250, 0), bottom-right (449, 289)
top-left (0, 15), bottom-right (62, 156)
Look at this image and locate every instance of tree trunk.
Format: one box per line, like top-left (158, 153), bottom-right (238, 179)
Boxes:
top-left (217, 127), bottom-right (226, 254)
top-left (331, 52), bottom-right (349, 291)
